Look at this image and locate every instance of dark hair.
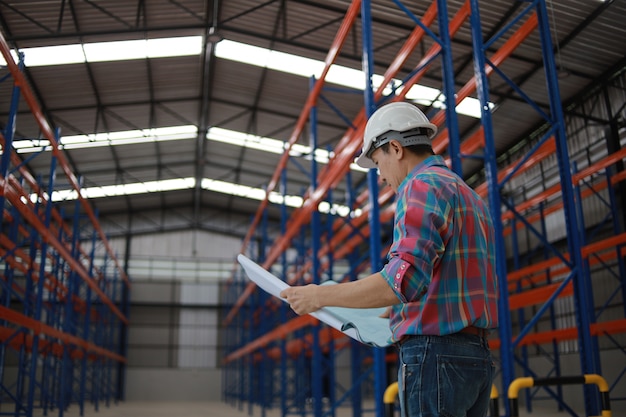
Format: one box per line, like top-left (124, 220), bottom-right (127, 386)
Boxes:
top-left (378, 142), bottom-right (434, 157)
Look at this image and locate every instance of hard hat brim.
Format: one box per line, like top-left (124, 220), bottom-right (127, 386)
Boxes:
top-left (355, 150), bottom-right (377, 169)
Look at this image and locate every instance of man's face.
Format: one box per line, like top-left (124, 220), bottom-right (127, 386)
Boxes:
top-left (370, 141), bottom-right (403, 192)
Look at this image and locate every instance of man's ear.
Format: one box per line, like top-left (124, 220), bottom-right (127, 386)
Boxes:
top-left (390, 140), bottom-right (403, 159)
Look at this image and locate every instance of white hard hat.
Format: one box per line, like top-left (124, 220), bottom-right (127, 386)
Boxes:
top-left (356, 101), bottom-right (437, 169)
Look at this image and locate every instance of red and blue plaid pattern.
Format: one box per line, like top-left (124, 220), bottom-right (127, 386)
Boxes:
top-left (380, 155), bottom-right (499, 343)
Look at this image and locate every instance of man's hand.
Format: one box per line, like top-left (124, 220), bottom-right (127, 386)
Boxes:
top-left (280, 273), bottom-right (398, 315)
top-left (280, 284), bottom-right (320, 315)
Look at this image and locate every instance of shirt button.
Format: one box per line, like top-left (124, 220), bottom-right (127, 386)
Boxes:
top-left (401, 264), bottom-right (406, 269)
top-left (395, 274), bottom-right (400, 279)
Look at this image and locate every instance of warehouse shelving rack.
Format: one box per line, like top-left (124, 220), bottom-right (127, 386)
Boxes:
top-left (222, 1), bottom-right (625, 417)
top-left (492, 65), bottom-right (626, 415)
top-left (0, 33), bottom-right (130, 417)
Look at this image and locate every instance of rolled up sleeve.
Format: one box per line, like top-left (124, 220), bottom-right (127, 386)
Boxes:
top-left (380, 178), bottom-right (451, 303)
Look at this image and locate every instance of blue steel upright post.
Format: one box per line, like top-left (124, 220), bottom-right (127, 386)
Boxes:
top-left (27, 158), bottom-right (58, 416)
top-left (81, 225), bottom-right (98, 414)
top-left (309, 75), bottom-right (324, 417)
top-left (0, 55), bottom-right (22, 413)
top-left (279, 167), bottom-right (289, 417)
top-left (467, 0), bottom-right (515, 413)
top-left (0, 52), bottom-right (23, 222)
top-left (360, 1), bottom-right (387, 416)
top-left (435, 0), bottom-right (462, 176)
top-left (535, 1), bottom-right (600, 414)
top-left (469, 0), bottom-right (601, 414)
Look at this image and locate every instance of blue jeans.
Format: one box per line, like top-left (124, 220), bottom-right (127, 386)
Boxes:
top-left (397, 333), bottom-right (495, 417)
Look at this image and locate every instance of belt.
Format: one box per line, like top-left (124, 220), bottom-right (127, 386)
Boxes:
top-left (459, 326), bottom-right (490, 338)
top-left (397, 326), bottom-right (490, 346)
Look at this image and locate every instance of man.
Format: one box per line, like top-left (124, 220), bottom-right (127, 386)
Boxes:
top-left (280, 101), bottom-right (498, 417)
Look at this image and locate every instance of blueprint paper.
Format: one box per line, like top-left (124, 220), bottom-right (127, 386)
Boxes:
top-left (237, 254), bottom-right (392, 347)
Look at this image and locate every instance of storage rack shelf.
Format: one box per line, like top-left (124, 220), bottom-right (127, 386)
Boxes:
top-left (0, 32), bottom-right (130, 417)
top-left (221, 1), bottom-right (625, 417)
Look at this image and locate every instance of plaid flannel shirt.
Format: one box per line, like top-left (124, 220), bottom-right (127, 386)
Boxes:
top-left (380, 155), bottom-right (499, 342)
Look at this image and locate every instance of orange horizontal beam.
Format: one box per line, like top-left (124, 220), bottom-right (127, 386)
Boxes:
top-left (0, 306), bottom-right (125, 362)
top-left (573, 147), bottom-right (626, 183)
top-left (479, 126), bottom-right (625, 208)
top-left (507, 231), bottom-right (626, 284)
top-left (610, 169), bottom-right (626, 185)
top-left (231, 230), bottom-right (624, 359)
top-left (0, 327), bottom-right (64, 358)
top-left (1, 135), bottom-right (103, 283)
top-left (225, 1), bottom-right (365, 324)
top-left (226, 1), bottom-right (469, 325)
top-left (0, 244), bottom-right (101, 322)
top-left (256, 326), bottom-right (347, 362)
top-left (223, 314), bottom-right (317, 363)
top-left (476, 137), bottom-right (556, 199)
top-left (507, 255), bottom-right (563, 283)
top-left (503, 163), bottom-right (626, 238)
top-left (238, 0), bottom-right (362, 261)
top-left (432, 12), bottom-right (538, 153)
top-left (503, 178), bottom-right (603, 237)
top-left (501, 146), bottom-right (626, 225)
top-left (502, 183), bottom-right (561, 222)
top-left (582, 232), bottom-right (626, 257)
top-left (1, 177), bottom-right (127, 324)
top-left (489, 318), bottom-right (626, 350)
top-left (0, 327), bottom-right (103, 361)
top-left (0, 35), bottom-right (128, 287)
top-left (263, 0), bottom-right (528, 283)
top-left (234, 296), bottom-right (626, 361)
top-left (508, 247), bottom-right (625, 293)
top-left (507, 281), bottom-right (574, 310)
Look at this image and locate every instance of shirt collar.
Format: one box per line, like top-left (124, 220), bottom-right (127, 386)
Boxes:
top-left (397, 155), bottom-right (447, 193)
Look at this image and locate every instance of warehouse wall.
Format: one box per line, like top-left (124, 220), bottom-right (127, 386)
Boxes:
top-left (107, 229), bottom-right (241, 401)
top-left (102, 227), bottom-right (365, 402)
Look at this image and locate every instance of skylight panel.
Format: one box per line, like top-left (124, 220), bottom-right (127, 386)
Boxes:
top-left (13, 125), bottom-right (198, 154)
top-left (206, 127), bottom-right (332, 165)
top-left (83, 36), bottom-right (202, 62)
top-left (16, 44), bottom-right (85, 66)
top-left (266, 50), bottom-right (324, 78)
top-left (455, 97), bottom-right (495, 119)
top-left (0, 36), bottom-right (493, 119)
top-left (404, 84), bottom-right (442, 104)
top-left (207, 127), bottom-right (285, 155)
top-left (0, 36), bottom-right (203, 67)
top-left (215, 39), bottom-right (492, 119)
top-left (48, 178), bottom-right (196, 202)
top-left (43, 177), bottom-right (359, 218)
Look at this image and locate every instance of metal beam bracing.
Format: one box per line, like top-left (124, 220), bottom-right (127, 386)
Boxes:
top-left (0, 29), bottom-right (129, 417)
top-left (223, 1), bottom-right (626, 416)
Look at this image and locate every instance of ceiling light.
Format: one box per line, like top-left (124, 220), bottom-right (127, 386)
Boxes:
top-left (0, 36), bottom-right (203, 67)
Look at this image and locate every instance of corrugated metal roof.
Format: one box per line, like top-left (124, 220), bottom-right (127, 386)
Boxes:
top-left (0, 0), bottom-right (623, 238)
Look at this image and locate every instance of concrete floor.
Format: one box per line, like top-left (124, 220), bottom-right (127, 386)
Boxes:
top-left (25, 401), bottom-right (577, 417)
top-left (29, 401), bottom-right (358, 417)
